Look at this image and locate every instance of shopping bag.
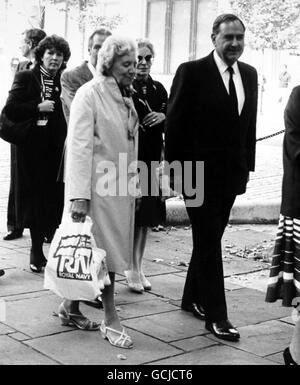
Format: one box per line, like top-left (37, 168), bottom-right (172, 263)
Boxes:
top-left (44, 215), bottom-right (110, 301)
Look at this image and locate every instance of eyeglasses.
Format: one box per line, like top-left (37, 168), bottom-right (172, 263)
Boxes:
top-left (137, 55), bottom-right (153, 63)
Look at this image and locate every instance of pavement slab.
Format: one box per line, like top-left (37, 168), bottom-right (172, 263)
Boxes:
top-left (0, 335), bottom-right (58, 365)
top-left (206, 320), bottom-right (293, 358)
top-left (8, 332), bottom-right (31, 341)
top-left (223, 226), bottom-right (276, 248)
top-left (223, 256), bottom-right (267, 277)
top-left (226, 269), bottom-right (271, 292)
top-left (25, 329), bottom-right (182, 365)
top-left (0, 269), bottom-right (45, 297)
top-left (117, 299), bottom-right (178, 320)
top-left (226, 288), bottom-right (291, 327)
top-left (0, 322), bottom-right (15, 335)
top-left (122, 310), bottom-right (207, 343)
top-left (0, 249), bottom-right (34, 271)
top-left (141, 274), bottom-right (186, 301)
top-left (170, 336), bottom-right (218, 352)
top-left (149, 345), bottom-right (277, 365)
top-left (137, 258), bottom-right (182, 276)
top-left (1, 293), bottom-right (76, 338)
top-left (266, 352), bottom-right (285, 365)
top-left (114, 282), bottom-right (157, 305)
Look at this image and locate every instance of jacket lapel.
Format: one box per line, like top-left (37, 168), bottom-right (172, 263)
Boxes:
top-left (206, 52), bottom-right (239, 121)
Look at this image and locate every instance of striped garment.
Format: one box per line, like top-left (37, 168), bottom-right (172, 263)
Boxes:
top-left (40, 65), bottom-right (55, 100)
top-left (266, 215), bottom-right (300, 307)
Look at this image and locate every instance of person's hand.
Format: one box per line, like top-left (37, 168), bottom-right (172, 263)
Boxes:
top-left (70, 199), bottom-right (89, 223)
top-left (38, 100), bottom-right (55, 113)
top-left (143, 112), bottom-right (165, 128)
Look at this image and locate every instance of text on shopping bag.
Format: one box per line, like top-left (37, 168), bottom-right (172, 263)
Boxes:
top-left (54, 234), bottom-right (94, 281)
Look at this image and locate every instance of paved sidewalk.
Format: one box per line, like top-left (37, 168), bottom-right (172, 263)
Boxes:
top-left (0, 224), bottom-right (293, 366)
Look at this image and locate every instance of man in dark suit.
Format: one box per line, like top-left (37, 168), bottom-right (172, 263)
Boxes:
top-left (4, 28), bottom-right (46, 241)
top-left (165, 14), bottom-right (258, 342)
top-left (61, 27), bottom-right (111, 124)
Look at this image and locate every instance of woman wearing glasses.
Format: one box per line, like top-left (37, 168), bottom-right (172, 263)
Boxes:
top-left (125, 39), bottom-right (168, 293)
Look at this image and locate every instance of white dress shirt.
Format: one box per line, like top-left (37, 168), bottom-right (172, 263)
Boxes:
top-left (87, 61), bottom-right (97, 77)
top-left (213, 50), bottom-right (245, 115)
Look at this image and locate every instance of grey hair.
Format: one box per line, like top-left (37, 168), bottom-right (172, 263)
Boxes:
top-left (97, 35), bottom-right (137, 76)
top-left (136, 38), bottom-right (155, 57)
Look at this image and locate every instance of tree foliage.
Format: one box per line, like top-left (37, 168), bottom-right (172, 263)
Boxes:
top-left (230, 0), bottom-right (300, 50)
top-left (45, 0), bottom-right (123, 31)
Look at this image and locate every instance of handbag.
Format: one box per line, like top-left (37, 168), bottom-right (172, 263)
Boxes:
top-left (0, 109), bottom-right (35, 145)
top-left (0, 71), bottom-right (41, 145)
top-left (44, 215), bottom-right (111, 301)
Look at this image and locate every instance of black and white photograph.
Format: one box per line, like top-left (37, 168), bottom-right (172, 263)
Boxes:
top-left (0, 0), bottom-right (299, 369)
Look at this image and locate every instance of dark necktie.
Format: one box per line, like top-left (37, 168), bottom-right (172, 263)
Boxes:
top-left (227, 66), bottom-right (238, 115)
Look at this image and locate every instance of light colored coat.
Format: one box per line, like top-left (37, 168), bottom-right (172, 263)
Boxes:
top-left (65, 76), bottom-right (139, 273)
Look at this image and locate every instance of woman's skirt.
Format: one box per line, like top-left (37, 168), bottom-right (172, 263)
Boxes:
top-left (265, 215), bottom-right (300, 307)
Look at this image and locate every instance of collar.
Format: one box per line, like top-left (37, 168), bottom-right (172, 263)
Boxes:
top-left (87, 61), bottom-right (97, 77)
top-left (40, 65), bottom-right (55, 79)
top-left (213, 50), bottom-right (239, 74)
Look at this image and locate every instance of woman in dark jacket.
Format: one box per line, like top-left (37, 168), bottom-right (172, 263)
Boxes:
top-left (125, 39), bottom-right (168, 293)
top-left (3, 35), bottom-right (71, 273)
top-left (265, 86), bottom-right (300, 365)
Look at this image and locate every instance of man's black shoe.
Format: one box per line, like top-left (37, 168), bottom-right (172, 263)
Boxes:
top-left (182, 302), bottom-right (206, 320)
top-left (82, 299), bottom-right (103, 309)
top-left (0, 269), bottom-right (5, 277)
top-left (205, 320), bottom-right (240, 342)
top-left (3, 230), bottom-right (23, 241)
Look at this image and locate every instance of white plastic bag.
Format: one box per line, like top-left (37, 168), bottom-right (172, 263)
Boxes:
top-left (44, 215), bottom-right (110, 301)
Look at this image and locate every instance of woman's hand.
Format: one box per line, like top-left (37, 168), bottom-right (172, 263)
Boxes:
top-left (143, 112), bottom-right (165, 128)
top-left (38, 100), bottom-right (55, 113)
top-left (70, 199), bottom-right (89, 223)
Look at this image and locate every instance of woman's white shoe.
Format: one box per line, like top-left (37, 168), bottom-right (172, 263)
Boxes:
top-left (140, 272), bottom-right (152, 291)
top-left (125, 271), bottom-right (144, 293)
top-left (100, 321), bottom-right (133, 349)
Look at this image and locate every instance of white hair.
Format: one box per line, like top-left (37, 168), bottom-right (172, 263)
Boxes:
top-left (97, 35), bottom-right (137, 76)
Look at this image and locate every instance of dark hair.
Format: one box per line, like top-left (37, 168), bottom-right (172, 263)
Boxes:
top-left (88, 28), bottom-right (112, 50)
top-left (212, 14), bottom-right (245, 35)
top-left (35, 34), bottom-right (71, 67)
top-left (23, 28), bottom-right (47, 49)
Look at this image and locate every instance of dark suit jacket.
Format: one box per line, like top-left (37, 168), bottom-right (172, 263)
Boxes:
top-left (165, 52), bottom-right (258, 196)
top-left (60, 61), bottom-right (93, 123)
top-left (281, 86), bottom-right (300, 217)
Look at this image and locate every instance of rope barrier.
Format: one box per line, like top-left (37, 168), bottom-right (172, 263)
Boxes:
top-left (256, 129), bottom-right (285, 142)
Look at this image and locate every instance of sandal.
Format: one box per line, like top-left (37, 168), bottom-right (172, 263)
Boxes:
top-left (58, 303), bottom-right (100, 331)
top-left (125, 271), bottom-right (144, 294)
top-left (140, 272), bottom-right (152, 291)
top-left (100, 321), bottom-right (133, 349)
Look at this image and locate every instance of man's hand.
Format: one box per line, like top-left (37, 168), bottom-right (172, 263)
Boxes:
top-left (70, 199), bottom-right (89, 223)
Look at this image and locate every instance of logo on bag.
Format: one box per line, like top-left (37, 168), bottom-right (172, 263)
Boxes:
top-left (54, 235), bottom-right (93, 281)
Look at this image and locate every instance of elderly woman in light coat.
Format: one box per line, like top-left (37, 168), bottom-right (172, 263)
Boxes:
top-left (59, 36), bottom-right (138, 349)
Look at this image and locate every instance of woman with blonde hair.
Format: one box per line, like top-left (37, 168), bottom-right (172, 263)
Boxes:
top-left (60, 35), bottom-right (138, 349)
